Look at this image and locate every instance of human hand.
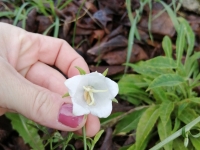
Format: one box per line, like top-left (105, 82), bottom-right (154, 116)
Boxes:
top-left (0, 23), bottom-right (100, 137)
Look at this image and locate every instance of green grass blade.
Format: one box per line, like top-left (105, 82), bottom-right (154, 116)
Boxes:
top-left (13, 2), bottom-right (30, 26)
top-left (159, 1), bottom-right (179, 31)
top-left (53, 16), bottom-right (59, 37)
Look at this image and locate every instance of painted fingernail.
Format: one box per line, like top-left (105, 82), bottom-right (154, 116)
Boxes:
top-left (58, 103), bottom-right (84, 128)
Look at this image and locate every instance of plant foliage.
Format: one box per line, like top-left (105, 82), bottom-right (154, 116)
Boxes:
top-left (118, 16), bottom-right (200, 150)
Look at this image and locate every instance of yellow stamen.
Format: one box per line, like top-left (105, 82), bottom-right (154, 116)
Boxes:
top-left (83, 86), bottom-right (107, 105)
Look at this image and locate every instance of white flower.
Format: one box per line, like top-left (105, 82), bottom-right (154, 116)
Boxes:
top-left (64, 72), bottom-right (119, 118)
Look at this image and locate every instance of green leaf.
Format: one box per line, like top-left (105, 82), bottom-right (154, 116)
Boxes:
top-left (119, 81), bottom-right (149, 98)
top-left (159, 102), bottom-right (174, 126)
top-left (190, 137), bottom-right (200, 150)
top-left (177, 101), bottom-right (190, 117)
top-left (151, 88), bottom-right (169, 103)
top-left (172, 118), bottom-right (181, 133)
top-left (5, 113), bottom-right (44, 150)
top-left (145, 56), bottom-right (176, 69)
top-left (118, 74), bottom-right (148, 88)
top-left (178, 108), bottom-right (200, 128)
top-left (120, 145), bottom-right (132, 150)
top-left (158, 119), bottom-right (173, 150)
top-left (102, 68), bottom-right (108, 76)
top-left (162, 36), bottom-right (172, 58)
top-left (175, 22), bottom-right (185, 67)
top-left (127, 144), bottom-right (136, 150)
top-left (126, 63), bottom-right (173, 78)
top-left (173, 138), bottom-right (188, 150)
top-left (112, 98), bottom-right (118, 103)
top-left (114, 108), bottom-right (146, 135)
top-left (189, 98), bottom-right (200, 104)
top-left (148, 74), bottom-right (185, 90)
top-left (135, 105), bottom-right (159, 150)
top-left (185, 52), bottom-right (200, 77)
top-left (178, 17), bottom-right (195, 60)
top-left (91, 130), bottom-right (104, 150)
top-left (121, 95), bottom-right (141, 105)
top-left (159, 1), bottom-right (179, 31)
top-left (75, 66), bottom-right (86, 75)
top-left (100, 112), bottom-right (123, 127)
top-left (62, 92), bottom-right (70, 98)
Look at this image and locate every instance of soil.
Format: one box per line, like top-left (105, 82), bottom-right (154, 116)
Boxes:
top-left (1, 0), bottom-right (200, 149)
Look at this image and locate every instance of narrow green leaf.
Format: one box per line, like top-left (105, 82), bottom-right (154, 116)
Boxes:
top-left (158, 119), bottom-right (173, 150)
top-left (173, 138), bottom-right (188, 150)
top-left (178, 102), bottom-right (189, 117)
top-left (13, 2), bottom-right (30, 26)
top-left (62, 92), bottom-right (70, 98)
top-left (190, 137), bottom-right (200, 150)
top-left (91, 130), bottom-right (104, 150)
top-left (148, 74), bottom-right (185, 90)
top-left (136, 105), bottom-right (159, 150)
top-left (5, 113), bottom-right (44, 150)
top-left (159, 1), bottom-right (179, 31)
top-left (185, 52), bottom-right (200, 77)
top-left (127, 144), bottom-right (136, 150)
top-left (162, 36), bottom-right (172, 58)
top-left (175, 23), bottom-right (185, 67)
top-left (159, 102), bottom-right (174, 126)
top-left (114, 109), bottom-right (145, 135)
top-left (172, 118), bottom-right (181, 133)
top-left (75, 66), bottom-right (86, 75)
top-left (178, 17), bottom-right (195, 60)
top-left (102, 68), bottom-right (108, 76)
top-left (189, 98), bottom-right (200, 104)
top-left (178, 108), bottom-right (200, 128)
top-left (151, 88), bottom-right (169, 103)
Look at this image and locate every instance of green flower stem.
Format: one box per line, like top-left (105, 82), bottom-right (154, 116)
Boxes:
top-left (150, 116), bottom-right (200, 150)
top-left (83, 125), bottom-right (87, 150)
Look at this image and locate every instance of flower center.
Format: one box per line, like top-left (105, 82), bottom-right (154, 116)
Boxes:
top-left (83, 86), bottom-right (107, 106)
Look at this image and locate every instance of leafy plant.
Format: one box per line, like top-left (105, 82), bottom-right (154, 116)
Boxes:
top-left (117, 16), bottom-right (200, 150)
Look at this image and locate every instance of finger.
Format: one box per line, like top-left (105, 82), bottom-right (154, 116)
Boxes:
top-left (0, 59), bottom-right (86, 131)
top-left (75, 114), bottom-right (100, 137)
top-left (0, 107), bottom-right (8, 116)
top-left (25, 61), bottom-right (67, 95)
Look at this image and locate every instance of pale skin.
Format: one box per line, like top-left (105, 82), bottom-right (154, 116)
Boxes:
top-left (0, 23), bottom-right (100, 137)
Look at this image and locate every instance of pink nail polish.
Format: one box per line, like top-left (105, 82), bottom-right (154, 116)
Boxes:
top-left (58, 103), bottom-right (84, 128)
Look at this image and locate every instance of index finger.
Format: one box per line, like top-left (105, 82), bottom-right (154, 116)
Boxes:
top-left (35, 33), bottom-right (90, 77)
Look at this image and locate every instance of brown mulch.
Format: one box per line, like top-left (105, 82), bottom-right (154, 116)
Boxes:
top-left (1, 0), bottom-right (200, 149)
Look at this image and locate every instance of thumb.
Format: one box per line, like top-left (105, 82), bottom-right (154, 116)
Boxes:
top-left (0, 59), bottom-right (86, 131)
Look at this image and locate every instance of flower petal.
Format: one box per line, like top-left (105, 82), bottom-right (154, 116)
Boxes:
top-left (105, 78), bottom-right (119, 97)
top-left (89, 100), bottom-right (112, 118)
top-left (72, 101), bottom-right (90, 116)
top-left (64, 75), bottom-right (83, 96)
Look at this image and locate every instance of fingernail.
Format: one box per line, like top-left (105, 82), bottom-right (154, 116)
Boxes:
top-left (58, 103), bottom-right (84, 128)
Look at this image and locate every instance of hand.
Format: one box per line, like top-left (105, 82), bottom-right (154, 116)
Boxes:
top-left (0, 23), bottom-right (100, 137)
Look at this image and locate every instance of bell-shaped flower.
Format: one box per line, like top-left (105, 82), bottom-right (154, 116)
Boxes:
top-left (64, 72), bottom-right (119, 118)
